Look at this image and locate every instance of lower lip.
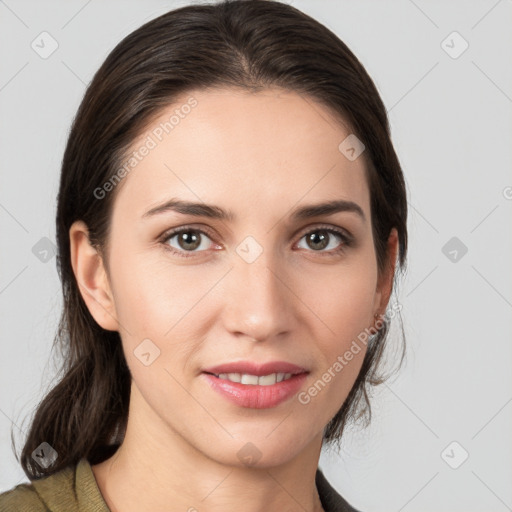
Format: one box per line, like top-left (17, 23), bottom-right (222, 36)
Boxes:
top-left (202, 372), bottom-right (309, 409)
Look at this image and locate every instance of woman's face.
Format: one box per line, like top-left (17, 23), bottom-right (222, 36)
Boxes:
top-left (75, 87), bottom-right (396, 467)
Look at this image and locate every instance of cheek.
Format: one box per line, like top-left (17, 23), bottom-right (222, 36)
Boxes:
top-left (299, 254), bottom-right (378, 396)
top-left (110, 243), bottom-right (378, 341)
top-left (108, 254), bottom-right (202, 388)
top-left (329, 279), bottom-right (375, 336)
top-left (108, 247), bottom-right (201, 334)
top-left (303, 259), bottom-right (378, 337)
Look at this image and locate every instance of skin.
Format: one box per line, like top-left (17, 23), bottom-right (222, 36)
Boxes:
top-left (70, 87), bottom-right (398, 512)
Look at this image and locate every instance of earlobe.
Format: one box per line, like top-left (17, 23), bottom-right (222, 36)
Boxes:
top-left (69, 220), bottom-right (119, 331)
top-left (374, 228), bottom-right (399, 317)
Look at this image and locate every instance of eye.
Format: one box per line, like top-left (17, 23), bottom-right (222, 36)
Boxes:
top-left (160, 224), bottom-right (353, 259)
top-left (161, 227), bottom-right (216, 258)
top-left (296, 225), bottom-right (352, 255)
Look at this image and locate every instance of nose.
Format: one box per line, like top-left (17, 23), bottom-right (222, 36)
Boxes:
top-left (220, 243), bottom-right (295, 342)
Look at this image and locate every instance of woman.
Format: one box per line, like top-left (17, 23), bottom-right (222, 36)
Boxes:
top-left (0, 0), bottom-right (407, 510)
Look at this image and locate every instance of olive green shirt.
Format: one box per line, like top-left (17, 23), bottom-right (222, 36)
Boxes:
top-left (0, 458), bottom-right (361, 511)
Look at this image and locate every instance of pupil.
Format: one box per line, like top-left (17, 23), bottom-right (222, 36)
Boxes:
top-left (180, 231), bottom-right (200, 250)
top-left (308, 231), bottom-right (328, 250)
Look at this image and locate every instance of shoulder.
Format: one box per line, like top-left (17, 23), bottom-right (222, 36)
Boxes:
top-left (0, 462), bottom-right (78, 512)
top-left (0, 482), bottom-right (48, 512)
top-left (316, 468), bottom-right (363, 512)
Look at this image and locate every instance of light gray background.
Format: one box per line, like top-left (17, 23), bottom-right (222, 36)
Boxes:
top-left (1, 1), bottom-right (511, 511)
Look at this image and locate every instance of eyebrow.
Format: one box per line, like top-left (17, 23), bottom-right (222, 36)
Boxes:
top-left (142, 198), bottom-right (366, 223)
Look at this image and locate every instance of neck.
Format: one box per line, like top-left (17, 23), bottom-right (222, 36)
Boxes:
top-left (92, 383), bottom-right (325, 512)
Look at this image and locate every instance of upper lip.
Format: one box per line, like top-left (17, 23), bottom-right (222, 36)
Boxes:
top-left (202, 361), bottom-right (309, 377)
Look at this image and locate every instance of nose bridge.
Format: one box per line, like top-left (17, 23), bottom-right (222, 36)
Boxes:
top-left (223, 235), bottom-right (291, 339)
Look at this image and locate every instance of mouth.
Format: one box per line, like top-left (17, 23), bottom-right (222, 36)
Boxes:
top-left (202, 371), bottom-right (299, 385)
top-left (201, 371), bottom-right (309, 409)
top-left (202, 360), bottom-right (308, 378)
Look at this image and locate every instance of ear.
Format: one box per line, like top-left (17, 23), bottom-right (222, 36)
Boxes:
top-left (373, 228), bottom-right (399, 316)
top-left (69, 220), bottom-right (119, 331)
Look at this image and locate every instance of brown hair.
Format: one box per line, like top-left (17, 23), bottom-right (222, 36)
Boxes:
top-left (13, 0), bottom-right (407, 479)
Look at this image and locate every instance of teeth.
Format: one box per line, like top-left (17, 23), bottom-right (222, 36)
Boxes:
top-left (240, 374), bottom-right (259, 385)
top-left (216, 372), bottom-right (293, 385)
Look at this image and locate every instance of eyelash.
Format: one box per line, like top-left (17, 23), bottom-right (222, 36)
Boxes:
top-left (159, 224), bottom-right (353, 259)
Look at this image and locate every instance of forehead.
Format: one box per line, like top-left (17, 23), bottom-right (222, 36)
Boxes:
top-left (113, 87), bottom-right (370, 222)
